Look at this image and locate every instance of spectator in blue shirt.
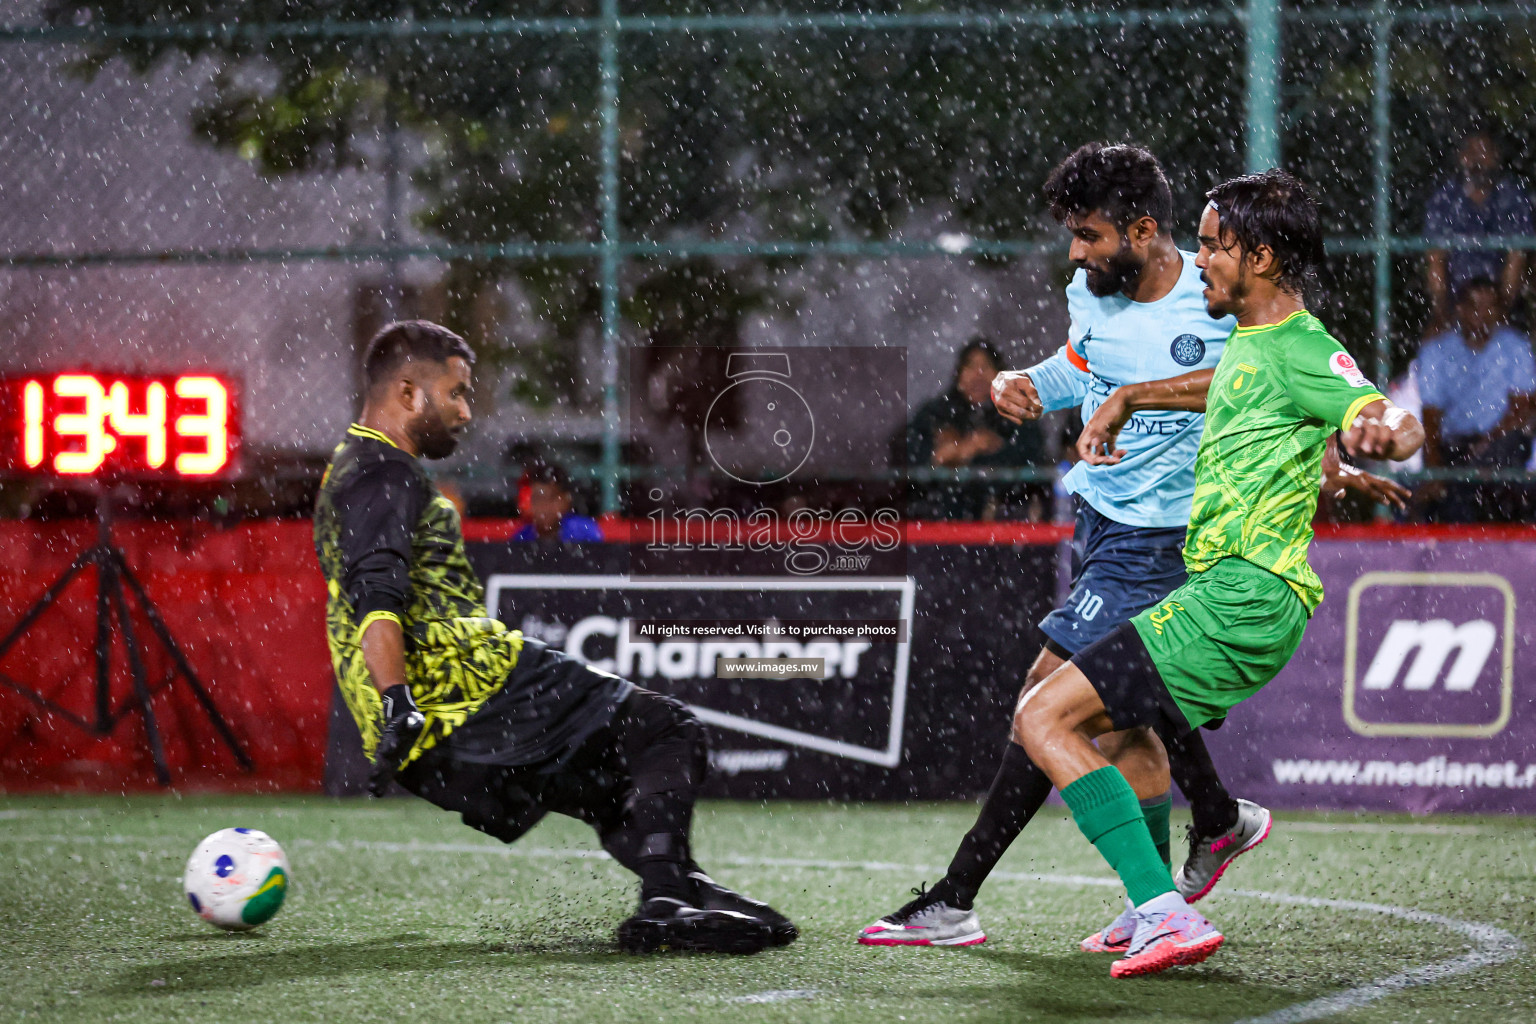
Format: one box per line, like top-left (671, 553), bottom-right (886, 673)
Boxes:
top-left (512, 460), bottom-right (605, 542)
top-left (1418, 277), bottom-right (1536, 522)
top-left (1424, 129), bottom-right (1533, 335)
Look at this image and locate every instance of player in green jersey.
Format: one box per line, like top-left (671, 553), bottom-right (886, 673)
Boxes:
top-left (1009, 171), bottom-right (1424, 978)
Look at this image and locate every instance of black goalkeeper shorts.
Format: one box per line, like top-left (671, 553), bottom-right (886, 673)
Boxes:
top-left (433, 637), bottom-right (634, 769)
top-left (397, 687), bottom-right (695, 846)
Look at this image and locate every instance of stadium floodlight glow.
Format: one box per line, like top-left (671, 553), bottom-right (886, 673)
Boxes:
top-left (1, 372), bottom-right (239, 479)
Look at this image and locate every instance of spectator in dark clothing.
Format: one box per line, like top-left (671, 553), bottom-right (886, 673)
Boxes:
top-left (906, 337), bottom-right (1044, 519)
top-left (513, 460), bottom-right (604, 542)
top-left (1419, 277), bottom-right (1536, 522)
top-left (1424, 129), bottom-right (1533, 335)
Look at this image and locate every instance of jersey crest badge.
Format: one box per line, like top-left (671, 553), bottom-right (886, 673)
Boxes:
top-left (1231, 363), bottom-right (1259, 392)
top-left (1329, 351), bottom-right (1372, 388)
top-left (1171, 334), bottom-right (1205, 366)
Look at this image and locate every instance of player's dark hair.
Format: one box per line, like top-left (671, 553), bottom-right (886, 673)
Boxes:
top-left (362, 320), bottom-right (475, 394)
top-left (1454, 275), bottom-right (1499, 306)
top-left (1043, 142), bottom-right (1173, 233)
top-left (955, 336), bottom-right (1004, 377)
top-left (1205, 170), bottom-right (1325, 301)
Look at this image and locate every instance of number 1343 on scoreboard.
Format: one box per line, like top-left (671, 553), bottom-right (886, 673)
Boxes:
top-left (0, 373), bottom-right (239, 479)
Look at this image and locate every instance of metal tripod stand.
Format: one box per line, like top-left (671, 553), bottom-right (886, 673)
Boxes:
top-left (0, 491), bottom-right (254, 785)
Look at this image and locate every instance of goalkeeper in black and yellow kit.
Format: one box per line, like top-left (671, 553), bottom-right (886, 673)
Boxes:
top-left (313, 320), bottom-right (794, 954)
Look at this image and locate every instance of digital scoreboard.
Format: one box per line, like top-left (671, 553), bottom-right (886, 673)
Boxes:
top-left (0, 373), bottom-right (239, 479)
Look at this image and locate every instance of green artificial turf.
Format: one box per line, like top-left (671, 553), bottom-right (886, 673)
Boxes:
top-left (2, 795), bottom-right (1533, 1023)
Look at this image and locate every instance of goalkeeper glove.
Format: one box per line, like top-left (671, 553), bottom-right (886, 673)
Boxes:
top-left (369, 684), bottom-right (424, 797)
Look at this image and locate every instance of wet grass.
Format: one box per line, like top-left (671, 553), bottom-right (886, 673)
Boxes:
top-left (1, 795), bottom-right (1532, 1023)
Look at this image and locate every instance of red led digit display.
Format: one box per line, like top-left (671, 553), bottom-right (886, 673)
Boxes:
top-left (0, 373), bottom-right (240, 479)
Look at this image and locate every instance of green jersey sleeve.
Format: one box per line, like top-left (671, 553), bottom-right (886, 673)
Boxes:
top-left (1279, 328), bottom-right (1386, 432)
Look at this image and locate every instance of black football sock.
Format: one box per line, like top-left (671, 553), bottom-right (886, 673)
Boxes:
top-left (617, 691), bottom-right (708, 905)
top-left (634, 829), bottom-right (692, 904)
top-left (941, 741), bottom-right (1054, 908)
top-left (626, 784), bottom-right (696, 904)
top-left (1164, 727), bottom-right (1239, 838)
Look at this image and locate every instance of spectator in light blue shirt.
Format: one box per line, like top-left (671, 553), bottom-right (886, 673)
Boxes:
top-left (512, 460), bottom-right (605, 542)
top-left (1418, 276), bottom-right (1536, 522)
top-left (1424, 129), bottom-right (1533, 335)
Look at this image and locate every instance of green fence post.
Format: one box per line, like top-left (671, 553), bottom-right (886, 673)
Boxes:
top-left (1245, 0), bottom-right (1281, 172)
top-left (598, 0), bottom-right (622, 514)
top-left (1371, 1), bottom-right (1393, 386)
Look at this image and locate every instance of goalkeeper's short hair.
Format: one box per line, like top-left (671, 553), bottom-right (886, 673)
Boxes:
top-left (363, 320), bottom-right (475, 394)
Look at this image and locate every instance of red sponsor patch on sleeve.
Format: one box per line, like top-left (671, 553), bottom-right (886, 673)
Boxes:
top-left (1329, 351), bottom-right (1372, 388)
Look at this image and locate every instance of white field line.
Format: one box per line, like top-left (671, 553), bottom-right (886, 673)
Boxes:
top-left (0, 806), bottom-right (102, 819)
top-left (1215, 888), bottom-right (1522, 1024)
top-left (3, 832), bottom-right (1522, 1022)
top-left (726, 989), bottom-right (819, 1004)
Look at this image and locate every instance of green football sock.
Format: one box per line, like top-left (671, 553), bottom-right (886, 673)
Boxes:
top-left (1061, 766), bottom-right (1176, 907)
top-left (1141, 792), bottom-right (1173, 873)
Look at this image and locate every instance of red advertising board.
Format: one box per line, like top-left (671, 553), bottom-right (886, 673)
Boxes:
top-left (4, 518), bottom-right (1535, 812)
top-left (0, 520), bottom-right (330, 792)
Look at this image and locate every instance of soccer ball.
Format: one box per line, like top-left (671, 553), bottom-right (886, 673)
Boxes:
top-left (183, 828), bottom-right (290, 931)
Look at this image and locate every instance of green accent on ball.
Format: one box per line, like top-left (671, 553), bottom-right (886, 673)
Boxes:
top-left (240, 867), bottom-right (287, 926)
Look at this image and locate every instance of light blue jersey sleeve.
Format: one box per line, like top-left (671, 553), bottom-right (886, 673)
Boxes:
top-left (1022, 276), bottom-right (1100, 411)
top-left (1058, 258), bottom-right (1236, 529)
top-left (1023, 346), bottom-right (1091, 412)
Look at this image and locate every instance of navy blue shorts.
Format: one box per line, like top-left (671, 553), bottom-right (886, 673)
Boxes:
top-left (1038, 496), bottom-right (1189, 657)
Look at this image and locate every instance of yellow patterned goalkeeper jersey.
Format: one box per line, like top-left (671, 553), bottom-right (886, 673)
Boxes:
top-left (312, 425), bottom-right (522, 766)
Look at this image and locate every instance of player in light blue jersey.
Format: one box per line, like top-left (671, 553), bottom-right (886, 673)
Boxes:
top-left (1027, 247), bottom-right (1230, 529)
top-left (858, 143), bottom-right (1405, 954)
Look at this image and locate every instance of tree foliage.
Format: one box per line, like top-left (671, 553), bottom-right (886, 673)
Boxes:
top-left (47, 1), bottom-right (1249, 403)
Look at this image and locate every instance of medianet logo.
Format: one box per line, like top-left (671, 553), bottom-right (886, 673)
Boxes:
top-left (1272, 756), bottom-right (1536, 790)
top-left (1344, 572), bottom-right (1514, 738)
top-left (1361, 619), bottom-right (1498, 692)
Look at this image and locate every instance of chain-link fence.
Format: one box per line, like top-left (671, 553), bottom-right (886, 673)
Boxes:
top-left (3, 2), bottom-right (1535, 524)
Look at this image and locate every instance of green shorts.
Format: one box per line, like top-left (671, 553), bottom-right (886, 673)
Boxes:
top-left (1130, 557), bottom-right (1308, 729)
